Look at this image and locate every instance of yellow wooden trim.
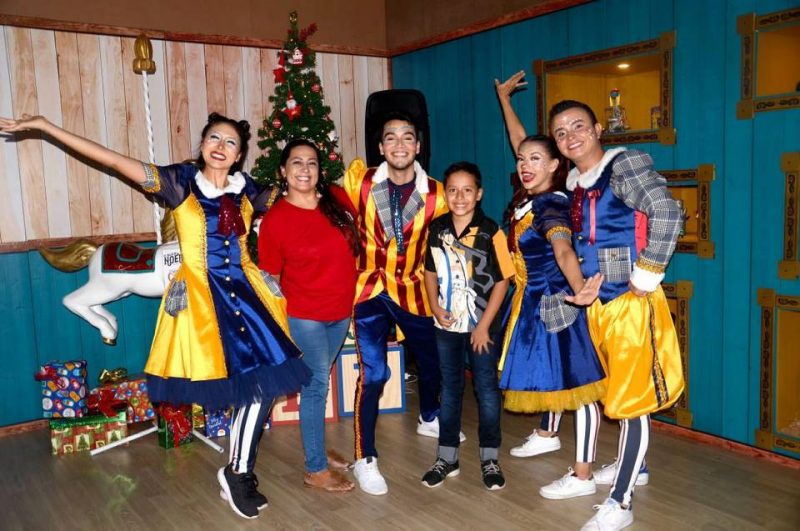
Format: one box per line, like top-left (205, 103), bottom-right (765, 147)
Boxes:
top-left (780, 157), bottom-right (799, 279)
top-left (736, 99), bottom-right (754, 119)
top-left (676, 408), bottom-right (693, 428)
top-left (697, 164), bottom-right (716, 182)
top-left (658, 127), bottom-right (676, 145)
top-left (697, 241), bottom-right (715, 258)
top-left (676, 280), bottom-right (693, 299)
top-left (737, 13), bottom-right (755, 35)
top-left (782, 152), bottom-right (800, 172)
top-left (755, 429), bottom-right (773, 450)
top-left (757, 288), bottom-right (776, 307)
top-left (659, 30), bottom-right (676, 50)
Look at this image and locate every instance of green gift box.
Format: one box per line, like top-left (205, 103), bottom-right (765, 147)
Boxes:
top-left (49, 409), bottom-right (127, 455)
top-left (157, 404), bottom-right (194, 449)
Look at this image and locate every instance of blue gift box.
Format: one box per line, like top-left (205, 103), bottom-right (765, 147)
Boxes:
top-left (37, 360), bottom-right (89, 418)
top-left (204, 408), bottom-right (233, 438)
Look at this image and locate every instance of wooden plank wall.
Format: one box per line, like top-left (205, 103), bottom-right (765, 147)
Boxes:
top-left (0, 25), bottom-right (388, 427)
top-left (0, 25), bottom-right (389, 245)
top-left (392, 0), bottom-right (800, 453)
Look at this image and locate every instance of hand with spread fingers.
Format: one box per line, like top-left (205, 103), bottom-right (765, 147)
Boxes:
top-left (565, 273), bottom-right (604, 306)
top-left (494, 70), bottom-right (528, 101)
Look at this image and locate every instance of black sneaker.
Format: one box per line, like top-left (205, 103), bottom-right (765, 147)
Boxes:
top-left (481, 459), bottom-right (506, 491)
top-left (220, 472), bottom-right (268, 511)
top-left (421, 458), bottom-right (460, 488)
top-left (217, 465), bottom-right (260, 519)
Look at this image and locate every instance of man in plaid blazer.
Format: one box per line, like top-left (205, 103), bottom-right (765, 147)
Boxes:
top-left (551, 100), bottom-right (684, 531)
top-left (342, 112), bottom-right (448, 496)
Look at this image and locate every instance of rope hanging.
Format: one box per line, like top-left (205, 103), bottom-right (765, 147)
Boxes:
top-left (133, 35), bottom-right (162, 244)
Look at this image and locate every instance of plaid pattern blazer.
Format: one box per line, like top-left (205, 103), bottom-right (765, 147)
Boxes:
top-left (343, 159), bottom-right (448, 316)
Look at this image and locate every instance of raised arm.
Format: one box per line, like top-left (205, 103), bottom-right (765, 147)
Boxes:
top-left (494, 70), bottom-right (529, 155)
top-left (0, 114), bottom-right (147, 184)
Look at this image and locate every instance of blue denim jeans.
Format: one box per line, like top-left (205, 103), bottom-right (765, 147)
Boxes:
top-left (435, 328), bottom-right (501, 454)
top-left (288, 316), bottom-right (351, 473)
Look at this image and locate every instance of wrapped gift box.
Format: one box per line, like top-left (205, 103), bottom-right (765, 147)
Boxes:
top-left (191, 403), bottom-right (205, 431)
top-left (49, 409), bottom-right (127, 455)
top-left (91, 374), bottom-right (155, 424)
top-left (204, 408), bottom-right (233, 437)
top-left (271, 369), bottom-right (338, 426)
top-left (37, 360), bottom-right (88, 418)
top-left (191, 404), bottom-right (233, 438)
top-left (157, 404), bottom-right (194, 449)
top-left (336, 344), bottom-right (405, 417)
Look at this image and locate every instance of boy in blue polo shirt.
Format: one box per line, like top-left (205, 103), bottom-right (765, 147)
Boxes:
top-left (421, 161), bottom-right (515, 490)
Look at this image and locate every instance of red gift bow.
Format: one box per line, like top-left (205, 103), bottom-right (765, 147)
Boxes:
top-left (218, 195), bottom-right (246, 237)
top-left (87, 388), bottom-right (127, 418)
top-left (158, 404), bottom-right (192, 447)
top-left (34, 366), bottom-right (68, 389)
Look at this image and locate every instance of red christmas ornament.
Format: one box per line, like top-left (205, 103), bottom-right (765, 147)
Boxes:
top-left (277, 50), bottom-right (286, 66)
top-left (272, 66), bottom-right (285, 83)
top-left (284, 105), bottom-right (302, 121)
top-left (328, 152), bottom-right (338, 161)
top-left (311, 83), bottom-right (321, 93)
top-left (283, 92), bottom-right (302, 121)
top-left (272, 117), bottom-right (282, 129)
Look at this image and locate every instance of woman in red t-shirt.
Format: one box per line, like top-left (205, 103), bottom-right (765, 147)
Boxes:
top-left (258, 138), bottom-right (359, 492)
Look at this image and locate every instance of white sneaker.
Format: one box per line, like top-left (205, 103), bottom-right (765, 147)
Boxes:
top-left (509, 430), bottom-right (561, 457)
top-left (353, 457), bottom-right (388, 496)
top-left (416, 416), bottom-right (466, 442)
top-left (539, 467), bottom-right (597, 499)
top-left (594, 458), bottom-right (649, 486)
top-left (580, 498), bottom-right (634, 530)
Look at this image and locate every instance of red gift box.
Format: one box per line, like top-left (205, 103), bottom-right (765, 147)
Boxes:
top-left (90, 374), bottom-right (155, 424)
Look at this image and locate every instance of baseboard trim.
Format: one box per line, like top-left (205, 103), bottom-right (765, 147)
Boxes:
top-left (652, 420), bottom-right (799, 470)
top-left (0, 419), bottom-right (48, 438)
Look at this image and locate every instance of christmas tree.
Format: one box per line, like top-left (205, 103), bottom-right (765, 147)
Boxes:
top-left (251, 11), bottom-right (344, 187)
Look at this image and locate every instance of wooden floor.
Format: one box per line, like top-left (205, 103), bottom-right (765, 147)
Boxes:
top-left (2, 387), bottom-right (799, 530)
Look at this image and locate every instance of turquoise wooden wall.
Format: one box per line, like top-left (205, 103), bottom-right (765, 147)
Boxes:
top-left (393, 0), bottom-right (800, 449)
top-left (0, 249), bottom-right (160, 426)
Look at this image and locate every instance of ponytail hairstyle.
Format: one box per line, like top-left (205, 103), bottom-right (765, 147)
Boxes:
top-left (279, 138), bottom-right (361, 256)
top-left (196, 112), bottom-right (252, 175)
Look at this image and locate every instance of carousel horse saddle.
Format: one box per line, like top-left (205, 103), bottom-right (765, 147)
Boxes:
top-left (101, 242), bottom-right (157, 273)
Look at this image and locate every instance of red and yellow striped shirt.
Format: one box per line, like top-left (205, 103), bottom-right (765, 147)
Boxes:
top-left (343, 159), bottom-right (448, 316)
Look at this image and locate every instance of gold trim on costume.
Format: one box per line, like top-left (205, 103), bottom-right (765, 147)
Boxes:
top-left (499, 213), bottom-right (533, 370)
top-left (546, 226), bottom-right (572, 242)
top-left (141, 163), bottom-right (162, 193)
top-left (636, 257), bottom-right (666, 273)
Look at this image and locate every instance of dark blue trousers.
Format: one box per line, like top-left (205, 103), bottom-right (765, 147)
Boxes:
top-left (353, 292), bottom-right (440, 459)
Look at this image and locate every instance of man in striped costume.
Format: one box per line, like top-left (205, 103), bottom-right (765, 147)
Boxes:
top-left (342, 112), bottom-right (448, 495)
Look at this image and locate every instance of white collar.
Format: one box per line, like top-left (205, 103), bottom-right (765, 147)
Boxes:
top-left (194, 170), bottom-right (246, 198)
top-left (566, 147), bottom-right (627, 191)
top-left (513, 191), bottom-right (568, 220)
top-left (372, 160), bottom-right (430, 195)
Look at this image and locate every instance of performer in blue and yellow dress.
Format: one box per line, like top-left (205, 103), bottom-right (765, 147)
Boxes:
top-left (498, 135), bottom-right (606, 500)
top-left (0, 112), bottom-right (309, 521)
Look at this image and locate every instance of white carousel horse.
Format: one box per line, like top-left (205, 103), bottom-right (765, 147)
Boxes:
top-left (39, 215), bottom-right (180, 345)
